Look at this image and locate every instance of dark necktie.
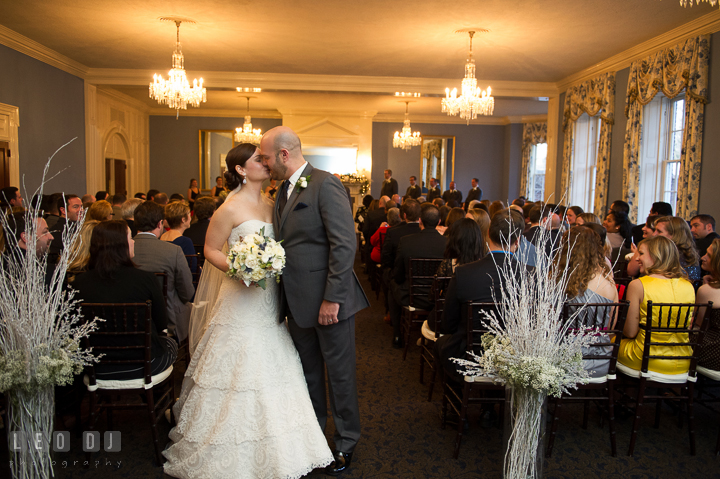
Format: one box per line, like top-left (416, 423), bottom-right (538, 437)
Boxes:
top-left (278, 180), bottom-right (290, 217)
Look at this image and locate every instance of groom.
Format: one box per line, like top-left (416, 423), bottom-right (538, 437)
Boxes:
top-left (261, 126), bottom-right (370, 475)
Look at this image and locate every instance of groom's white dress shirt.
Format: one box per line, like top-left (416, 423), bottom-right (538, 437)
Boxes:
top-left (285, 161), bottom-right (308, 199)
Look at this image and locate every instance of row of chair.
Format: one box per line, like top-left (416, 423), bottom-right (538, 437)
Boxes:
top-left (398, 257), bottom-right (719, 459)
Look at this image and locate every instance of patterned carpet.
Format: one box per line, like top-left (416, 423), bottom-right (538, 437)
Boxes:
top-left (3, 256), bottom-right (720, 478)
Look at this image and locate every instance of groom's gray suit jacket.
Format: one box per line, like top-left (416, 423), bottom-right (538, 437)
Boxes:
top-left (274, 163), bottom-right (369, 326)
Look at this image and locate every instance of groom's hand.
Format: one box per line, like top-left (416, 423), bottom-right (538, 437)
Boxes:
top-left (319, 300), bottom-right (340, 326)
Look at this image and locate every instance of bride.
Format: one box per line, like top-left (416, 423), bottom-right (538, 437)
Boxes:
top-left (163, 143), bottom-right (334, 478)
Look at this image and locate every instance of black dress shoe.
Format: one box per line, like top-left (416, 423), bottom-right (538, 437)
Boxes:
top-left (392, 336), bottom-right (403, 349)
top-left (325, 450), bottom-right (352, 476)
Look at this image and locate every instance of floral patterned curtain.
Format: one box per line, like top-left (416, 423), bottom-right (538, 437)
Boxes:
top-left (561, 72), bottom-right (615, 215)
top-left (623, 34), bottom-right (710, 221)
top-left (422, 139), bottom-right (442, 162)
top-left (520, 122), bottom-right (548, 199)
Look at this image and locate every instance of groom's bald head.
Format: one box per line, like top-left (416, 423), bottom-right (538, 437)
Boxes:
top-left (260, 126), bottom-right (305, 181)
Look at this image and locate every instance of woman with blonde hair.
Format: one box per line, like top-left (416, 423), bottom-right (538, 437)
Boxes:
top-left (618, 235), bottom-right (695, 374)
top-left (161, 201), bottom-right (197, 273)
top-left (556, 226), bottom-right (618, 377)
top-left (575, 212), bottom-right (601, 226)
top-left (86, 200), bottom-right (113, 222)
top-left (654, 216), bottom-right (702, 283)
top-left (466, 208), bottom-right (490, 255)
top-left (697, 238), bottom-right (720, 371)
top-left (66, 220), bottom-right (100, 281)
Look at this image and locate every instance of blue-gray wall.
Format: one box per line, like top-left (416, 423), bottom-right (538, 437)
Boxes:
top-left (0, 44), bottom-right (86, 196)
top-left (371, 122), bottom-right (518, 203)
top-left (149, 116), bottom-right (282, 195)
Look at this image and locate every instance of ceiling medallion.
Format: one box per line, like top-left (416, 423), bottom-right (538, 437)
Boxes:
top-left (393, 101), bottom-right (422, 150)
top-left (442, 29), bottom-right (494, 124)
top-left (234, 96), bottom-right (262, 145)
top-left (149, 18), bottom-right (206, 119)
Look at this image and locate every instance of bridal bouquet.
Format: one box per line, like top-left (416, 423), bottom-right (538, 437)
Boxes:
top-left (226, 226), bottom-right (285, 289)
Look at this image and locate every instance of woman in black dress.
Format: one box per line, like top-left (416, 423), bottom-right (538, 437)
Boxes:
top-left (187, 178), bottom-right (199, 210)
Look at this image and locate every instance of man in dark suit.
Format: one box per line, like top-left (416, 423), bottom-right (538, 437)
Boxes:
top-left (48, 194), bottom-right (82, 263)
top-left (262, 126), bottom-right (369, 474)
top-left (405, 176), bottom-right (421, 199)
top-left (183, 196), bottom-right (216, 248)
top-left (427, 177), bottom-right (441, 202)
top-left (132, 201), bottom-right (194, 343)
top-left (691, 214), bottom-right (719, 258)
top-left (381, 199), bottom-right (421, 271)
top-left (524, 204), bottom-right (560, 258)
top-left (436, 209), bottom-right (525, 381)
top-left (380, 169), bottom-right (399, 198)
top-left (442, 181), bottom-right (462, 205)
top-left (464, 178), bottom-right (482, 209)
top-left (388, 203), bottom-right (447, 347)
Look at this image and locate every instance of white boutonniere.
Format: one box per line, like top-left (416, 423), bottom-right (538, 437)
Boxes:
top-left (297, 175), bottom-right (311, 191)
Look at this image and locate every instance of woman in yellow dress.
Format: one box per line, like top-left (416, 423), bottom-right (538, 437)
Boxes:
top-left (618, 235), bottom-right (696, 374)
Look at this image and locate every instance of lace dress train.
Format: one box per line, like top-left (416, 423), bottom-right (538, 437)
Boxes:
top-left (163, 221), bottom-right (333, 479)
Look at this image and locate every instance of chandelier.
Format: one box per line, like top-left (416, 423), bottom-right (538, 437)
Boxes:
top-left (234, 97), bottom-right (262, 145)
top-left (680, 0), bottom-right (717, 5)
top-left (442, 30), bottom-right (494, 123)
top-left (149, 19), bottom-right (206, 119)
top-left (393, 101), bottom-right (422, 150)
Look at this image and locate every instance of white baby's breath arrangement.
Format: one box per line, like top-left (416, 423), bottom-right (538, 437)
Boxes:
top-left (0, 140), bottom-right (102, 479)
top-left (226, 226), bottom-right (285, 290)
top-left (451, 208), bottom-right (596, 479)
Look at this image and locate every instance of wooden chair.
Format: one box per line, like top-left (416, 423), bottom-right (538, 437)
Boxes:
top-left (81, 301), bottom-right (175, 466)
top-left (545, 301), bottom-right (629, 458)
top-left (420, 275), bottom-right (452, 401)
top-left (184, 253), bottom-right (199, 277)
top-left (441, 302), bottom-right (505, 459)
top-left (616, 301), bottom-right (713, 456)
top-left (192, 244), bottom-right (206, 268)
top-left (401, 258), bottom-right (443, 360)
top-left (696, 365), bottom-right (720, 455)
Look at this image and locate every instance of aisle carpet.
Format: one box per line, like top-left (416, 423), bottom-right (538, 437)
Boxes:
top-left (3, 255), bottom-right (720, 478)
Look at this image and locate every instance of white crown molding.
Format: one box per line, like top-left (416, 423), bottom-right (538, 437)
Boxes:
top-left (149, 107), bottom-right (283, 119)
top-left (0, 25), bottom-right (88, 78)
top-left (506, 114), bottom-right (548, 124)
top-left (557, 9), bottom-right (720, 92)
top-left (86, 68), bottom-right (557, 98)
top-left (374, 113), bottom-right (513, 125)
top-left (96, 87), bottom-right (151, 113)
top-left (278, 108), bottom-right (378, 119)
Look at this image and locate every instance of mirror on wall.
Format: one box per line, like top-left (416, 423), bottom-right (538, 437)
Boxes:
top-left (419, 136), bottom-right (455, 191)
top-left (198, 130), bottom-right (235, 191)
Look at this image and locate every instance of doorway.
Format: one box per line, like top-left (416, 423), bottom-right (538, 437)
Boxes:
top-left (0, 141), bottom-right (10, 189)
top-left (105, 158), bottom-right (127, 196)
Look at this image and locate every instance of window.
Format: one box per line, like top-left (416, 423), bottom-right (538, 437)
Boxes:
top-left (568, 113), bottom-right (601, 211)
top-left (637, 94), bottom-right (685, 219)
top-left (529, 142), bottom-right (547, 202)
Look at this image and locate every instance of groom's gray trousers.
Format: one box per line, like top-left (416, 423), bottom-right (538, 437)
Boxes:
top-left (287, 312), bottom-right (361, 453)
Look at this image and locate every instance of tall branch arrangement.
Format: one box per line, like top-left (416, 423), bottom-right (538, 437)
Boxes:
top-left (0, 140), bottom-right (101, 479)
top-left (452, 211), bottom-right (597, 479)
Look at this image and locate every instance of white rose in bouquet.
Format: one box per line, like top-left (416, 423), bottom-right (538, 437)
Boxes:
top-left (225, 226), bottom-right (286, 290)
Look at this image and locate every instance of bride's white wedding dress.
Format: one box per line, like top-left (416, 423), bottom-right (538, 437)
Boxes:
top-left (163, 220), bottom-right (333, 479)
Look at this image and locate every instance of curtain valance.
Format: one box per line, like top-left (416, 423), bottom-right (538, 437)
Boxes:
top-left (563, 72), bottom-right (616, 132)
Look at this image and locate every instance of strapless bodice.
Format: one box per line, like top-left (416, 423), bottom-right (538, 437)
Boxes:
top-left (227, 220), bottom-right (274, 248)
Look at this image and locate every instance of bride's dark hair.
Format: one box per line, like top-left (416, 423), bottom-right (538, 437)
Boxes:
top-left (224, 143), bottom-right (258, 190)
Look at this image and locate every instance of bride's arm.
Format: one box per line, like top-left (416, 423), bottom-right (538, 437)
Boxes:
top-left (204, 207), bottom-right (234, 273)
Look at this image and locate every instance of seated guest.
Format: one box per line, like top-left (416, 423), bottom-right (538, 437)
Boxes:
top-left (169, 193), bottom-right (185, 203)
top-left (631, 201), bottom-right (673, 245)
top-left (566, 206), bottom-right (584, 226)
top-left (66, 220), bottom-right (100, 282)
top-left (691, 214), bottom-right (719, 258)
top-left (652, 216), bottom-right (702, 284)
top-left (183, 196), bottom-right (216, 248)
top-left (161, 201), bottom-right (198, 274)
top-left (641, 214), bottom-right (660, 240)
top-left (389, 204), bottom-right (447, 348)
top-left (697, 238), bottom-right (720, 371)
top-left (3, 212), bottom-right (54, 285)
top-left (354, 194), bottom-right (373, 231)
top-left (392, 193), bottom-right (401, 205)
top-left (86, 199), bottom-right (113, 221)
top-left (618, 236), bottom-right (695, 374)
top-left (466, 208), bottom-right (490, 254)
top-left (467, 200), bottom-right (480, 210)
top-left (48, 194), bottom-right (83, 263)
top-left (444, 207), bottom-right (466, 235)
top-left (81, 194), bottom-right (95, 209)
top-left (381, 200), bottom-right (421, 270)
top-left (110, 194), bottom-right (126, 219)
top-left (437, 205), bottom-right (451, 229)
top-left (153, 192), bottom-right (169, 206)
top-left (146, 189), bottom-right (160, 203)
top-left (488, 200), bottom-right (504, 219)
top-left (95, 191), bottom-right (108, 202)
top-left (603, 210), bottom-right (633, 250)
top-left (556, 226), bottom-right (618, 378)
top-left (121, 198), bottom-right (143, 237)
top-left (371, 207), bottom-right (401, 264)
top-left (432, 198), bottom-right (444, 208)
top-left (524, 204), bottom-right (561, 258)
top-left (133, 201), bottom-right (194, 342)
top-left (72, 220), bottom-right (177, 381)
top-left (575, 212), bottom-right (601, 226)
top-left (43, 193), bottom-right (63, 229)
top-left (437, 209), bottom-right (526, 382)
top-left (134, 192), bottom-right (146, 200)
top-left (1, 186), bottom-right (23, 212)
top-left (362, 196), bottom-right (388, 248)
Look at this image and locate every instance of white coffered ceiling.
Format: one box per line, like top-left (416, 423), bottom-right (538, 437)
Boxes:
top-left (0, 0), bottom-right (717, 121)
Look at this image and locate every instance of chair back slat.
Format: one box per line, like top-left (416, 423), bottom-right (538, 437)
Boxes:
top-left (431, 276), bottom-right (453, 333)
top-left (639, 301), bottom-right (713, 376)
top-left (81, 301), bottom-right (154, 385)
top-left (463, 302), bottom-right (501, 356)
top-left (407, 258), bottom-right (443, 308)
